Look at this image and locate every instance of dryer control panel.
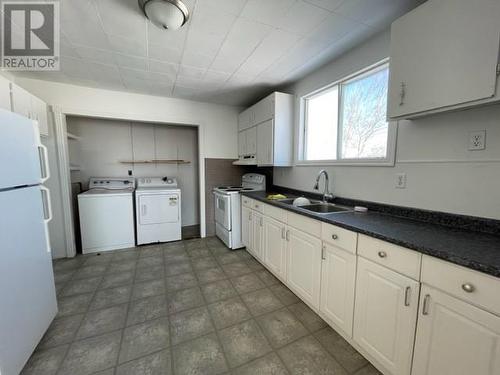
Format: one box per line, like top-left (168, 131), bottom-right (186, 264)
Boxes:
top-left (137, 177), bottom-right (178, 188)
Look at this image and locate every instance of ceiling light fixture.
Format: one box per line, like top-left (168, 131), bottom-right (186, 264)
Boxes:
top-left (138, 0), bottom-right (189, 31)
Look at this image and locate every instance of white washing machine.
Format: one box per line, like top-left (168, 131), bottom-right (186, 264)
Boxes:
top-left (135, 177), bottom-right (182, 245)
top-left (78, 177), bottom-right (136, 254)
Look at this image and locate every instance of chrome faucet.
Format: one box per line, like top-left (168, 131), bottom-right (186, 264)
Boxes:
top-left (314, 170), bottom-right (334, 203)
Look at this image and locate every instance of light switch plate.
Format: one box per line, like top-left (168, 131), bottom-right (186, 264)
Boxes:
top-left (469, 130), bottom-right (486, 150)
top-left (396, 173), bottom-right (407, 189)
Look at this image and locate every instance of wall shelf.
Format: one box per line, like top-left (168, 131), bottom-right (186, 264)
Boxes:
top-left (67, 132), bottom-right (81, 141)
top-left (120, 159), bottom-right (191, 165)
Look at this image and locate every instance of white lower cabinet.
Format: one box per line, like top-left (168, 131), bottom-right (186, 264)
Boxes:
top-left (242, 206), bottom-right (252, 253)
top-left (353, 257), bottom-right (419, 375)
top-left (412, 285), bottom-right (500, 375)
top-left (251, 211), bottom-right (264, 260)
top-left (262, 216), bottom-right (287, 280)
top-left (319, 243), bottom-right (356, 337)
top-left (286, 227), bottom-right (322, 309)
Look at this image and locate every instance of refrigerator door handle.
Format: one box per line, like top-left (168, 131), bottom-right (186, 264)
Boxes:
top-left (40, 186), bottom-right (53, 223)
top-left (38, 144), bottom-right (50, 183)
top-left (40, 186), bottom-right (52, 253)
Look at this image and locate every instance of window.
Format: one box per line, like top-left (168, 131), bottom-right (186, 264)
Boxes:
top-left (301, 61), bottom-right (395, 165)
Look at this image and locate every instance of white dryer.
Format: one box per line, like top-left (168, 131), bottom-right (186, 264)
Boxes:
top-left (135, 177), bottom-right (182, 245)
top-left (78, 177), bottom-right (136, 254)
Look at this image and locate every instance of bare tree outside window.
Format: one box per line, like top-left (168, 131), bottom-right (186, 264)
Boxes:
top-left (340, 67), bottom-right (389, 159)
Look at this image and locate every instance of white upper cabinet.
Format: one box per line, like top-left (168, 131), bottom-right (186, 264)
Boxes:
top-left (353, 257), bottom-right (419, 375)
top-left (0, 75), bottom-right (11, 111)
top-left (236, 92), bottom-right (294, 166)
top-left (11, 83), bottom-right (49, 136)
top-left (412, 285), bottom-right (500, 375)
top-left (388, 0), bottom-right (500, 119)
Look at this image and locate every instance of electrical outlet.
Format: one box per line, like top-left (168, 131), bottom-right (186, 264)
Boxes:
top-left (395, 173), bottom-right (407, 189)
top-left (469, 131), bottom-right (486, 150)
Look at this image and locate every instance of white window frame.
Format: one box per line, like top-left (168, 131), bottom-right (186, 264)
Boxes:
top-left (298, 58), bottom-right (397, 167)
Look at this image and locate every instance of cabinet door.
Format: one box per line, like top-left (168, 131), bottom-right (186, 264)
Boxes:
top-left (238, 131), bottom-right (246, 157)
top-left (254, 94), bottom-right (274, 125)
top-left (241, 206), bottom-right (253, 252)
top-left (0, 75), bottom-right (11, 111)
top-left (32, 96), bottom-right (49, 136)
top-left (263, 216), bottom-right (287, 280)
top-left (10, 84), bottom-right (32, 119)
top-left (257, 120), bottom-right (273, 166)
top-left (353, 257), bottom-right (419, 375)
top-left (251, 212), bottom-right (264, 260)
top-left (238, 109), bottom-right (251, 131)
top-left (286, 227), bottom-right (322, 309)
top-left (319, 243), bottom-right (356, 337)
top-left (412, 285), bottom-right (500, 375)
top-left (246, 127), bottom-right (257, 156)
top-left (388, 0), bottom-right (500, 118)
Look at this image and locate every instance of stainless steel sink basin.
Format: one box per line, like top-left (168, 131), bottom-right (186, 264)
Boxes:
top-left (299, 203), bottom-right (352, 214)
top-left (276, 198), bottom-right (321, 206)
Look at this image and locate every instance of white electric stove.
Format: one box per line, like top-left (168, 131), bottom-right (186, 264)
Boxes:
top-left (213, 173), bottom-right (266, 249)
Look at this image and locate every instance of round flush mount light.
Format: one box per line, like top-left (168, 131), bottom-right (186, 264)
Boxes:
top-left (138, 0), bottom-right (189, 30)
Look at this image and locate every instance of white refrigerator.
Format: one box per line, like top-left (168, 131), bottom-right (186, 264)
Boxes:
top-left (0, 109), bottom-right (57, 375)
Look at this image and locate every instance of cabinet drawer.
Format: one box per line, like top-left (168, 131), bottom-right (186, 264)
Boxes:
top-left (241, 196), bottom-right (253, 209)
top-left (251, 200), bottom-right (264, 213)
top-left (421, 255), bottom-right (500, 315)
top-left (358, 235), bottom-right (422, 280)
top-left (263, 203), bottom-right (287, 223)
top-left (287, 212), bottom-right (321, 238)
top-left (321, 223), bottom-right (357, 254)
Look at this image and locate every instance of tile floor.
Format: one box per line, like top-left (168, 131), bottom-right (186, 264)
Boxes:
top-left (22, 237), bottom-right (382, 375)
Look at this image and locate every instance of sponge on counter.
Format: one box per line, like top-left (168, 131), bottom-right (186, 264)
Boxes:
top-left (266, 194), bottom-right (287, 200)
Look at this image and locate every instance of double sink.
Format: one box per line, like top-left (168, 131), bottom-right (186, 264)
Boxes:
top-left (275, 198), bottom-right (353, 215)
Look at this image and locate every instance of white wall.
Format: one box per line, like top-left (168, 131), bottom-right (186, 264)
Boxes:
top-left (14, 78), bottom-right (240, 159)
top-left (275, 30), bottom-right (500, 220)
top-left (67, 116), bottom-right (199, 226)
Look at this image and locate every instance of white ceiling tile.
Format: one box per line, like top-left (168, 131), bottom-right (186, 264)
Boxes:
top-left (210, 18), bottom-right (273, 73)
top-left (120, 67), bottom-right (151, 81)
top-left (303, 0), bottom-right (344, 11)
top-left (184, 31), bottom-right (225, 58)
top-left (204, 70), bottom-right (230, 84)
top-left (148, 60), bottom-right (179, 76)
top-left (95, 0), bottom-right (147, 41)
top-left (308, 12), bottom-right (360, 44)
top-left (148, 24), bottom-right (187, 49)
top-left (149, 84), bottom-right (174, 97)
top-left (277, 0), bottom-right (330, 35)
top-left (173, 85), bottom-right (198, 99)
top-left (196, 0), bottom-right (248, 16)
top-left (60, 57), bottom-right (92, 80)
top-left (237, 29), bottom-right (302, 76)
top-left (189, 4), bottom-right (237, 37)
top-left (74, 46), bottom-right (116, 65)
top-left (114, 53), bottom-right (149, 70)
top-left (181, 50), bottom-right (214, 69)
top-left (240, 0), bottom-right (297, 26)
top-left (176, 75), bottom-right (203, 88)
top-left (60, 40), bottom-right (80, 58)
top-left (108, 34), bottom-right (147, 56)
top-left (148, 71), bottom-right (177, 84)
top-left (122, 76), bottom-right (152, 92)
top-left (87, 62), bottom-right (123, 86)
top-left (179, 65), bottom-right (206, 79)
top-left (148, 43), bottom-right (183, 64)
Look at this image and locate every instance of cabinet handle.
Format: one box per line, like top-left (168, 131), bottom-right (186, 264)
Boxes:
top-left (461, 283), bottom-right (475, 293)
top-left (281, 227), bottom-right (286, 240)
top-left (422, 294), bottom-right (430, 315)
top-left (378, 251), bottom-right (387, 258)
top-left (260, 217), bottom-right (263, 227)
top-left (248, 212), bottom-right (252, 221)
top-left (404, 286), bottom-right (411, 307)
top-left (331, 234), bottom-right (338, 240)
top-left (321, 245), bottom-right (326, 260)
top-left (399, 82), bottom-right (406, 106)
top-left (255, 204), bottom-right (259, 209)
top-left (286, 230), bottom-right (290, 241)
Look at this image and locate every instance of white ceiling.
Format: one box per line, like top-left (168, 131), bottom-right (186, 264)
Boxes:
top-left (12, 0), bottom-right (422, 106)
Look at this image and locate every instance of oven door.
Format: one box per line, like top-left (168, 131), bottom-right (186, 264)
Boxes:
top-left (214, 192), bottom-right (231, 231)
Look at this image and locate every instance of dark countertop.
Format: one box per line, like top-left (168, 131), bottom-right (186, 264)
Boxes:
top-left (242, 191), bottom-right (500, 278)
